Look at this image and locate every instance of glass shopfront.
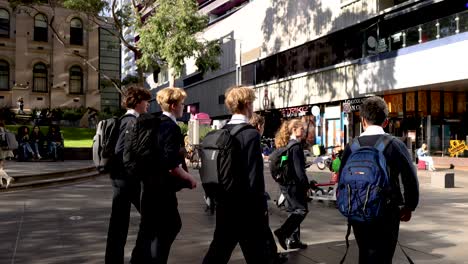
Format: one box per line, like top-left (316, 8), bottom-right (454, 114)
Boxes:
top-left (384, 90), bottom-right (468, 157)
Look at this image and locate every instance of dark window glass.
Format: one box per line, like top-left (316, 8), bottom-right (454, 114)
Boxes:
top-left (69, 66), bottom-right (83, 94)
top-left (34, 14), bottom-right (48, 42)
top-left (241, 63), bottom-right (254, 86)
top-left (0, 9), bottom-right (9, 38)
top-left (33, 63), bottom-right (48, 92)
top-left (70, 18), bottom-right (83, 45)
top-left (0, 60), bottom-right (9, 90)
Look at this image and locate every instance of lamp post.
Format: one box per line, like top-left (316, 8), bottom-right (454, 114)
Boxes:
top-left (223, 37), bottom-right (242, 86)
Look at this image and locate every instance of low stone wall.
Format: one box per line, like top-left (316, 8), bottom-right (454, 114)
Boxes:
top-left (64, 148), bottom-right (92, 160)
top-left (432, 157), bottom-right (468, 168)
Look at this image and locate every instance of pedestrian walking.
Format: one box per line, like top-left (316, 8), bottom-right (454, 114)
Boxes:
top-left (105, 86), bottom-right (152, 264)
top-left (203, 86), bottom-right (281, 264)
top-left (17, 97), bottom-right (24, 114)
top-left (273, 119), bottom-right (309, 251)
top-left (337, 96), bottom-right (419, 264)
top-left (250, 113), bottom-right (288, 263)
top-left (130, 87), bottom-right (197, 264)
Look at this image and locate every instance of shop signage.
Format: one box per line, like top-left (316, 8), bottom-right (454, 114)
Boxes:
top-left (343, 98), bottom-right (365, 113)
top-left (280, 105), bottom-right (312, 118)
top-left (448, 140), bottom-right (468, 157)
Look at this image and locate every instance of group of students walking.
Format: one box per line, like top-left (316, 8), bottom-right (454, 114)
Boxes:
top-left (104, 85), bottom-right (419, 264)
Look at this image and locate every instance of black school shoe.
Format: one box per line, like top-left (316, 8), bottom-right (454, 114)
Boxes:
top-left (288, 240), bottom-right (308, 250)
top-left (273, 229), bottom-right (288, 250)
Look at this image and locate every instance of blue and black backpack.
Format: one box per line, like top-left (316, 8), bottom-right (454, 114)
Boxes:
top-left (337, 135), bottom-right (393, 222)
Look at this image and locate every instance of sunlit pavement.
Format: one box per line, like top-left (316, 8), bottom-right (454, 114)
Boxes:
top-left (0, 161), bottom-right (468, 263)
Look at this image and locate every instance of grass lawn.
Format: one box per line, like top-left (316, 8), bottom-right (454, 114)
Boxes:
top-left (6, 125), bottom-right (95, 148)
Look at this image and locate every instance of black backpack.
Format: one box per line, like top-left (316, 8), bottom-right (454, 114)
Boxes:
top-left (199, 124), bottom-right (251, 194)
top-left (92, 115), bottom-right (132, 173)
top-left (269, 141), bottom-right (300, 185)
top-left (123, 113), bottom-right (164, 180)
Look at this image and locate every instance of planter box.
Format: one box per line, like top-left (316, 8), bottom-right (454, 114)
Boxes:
top-left (431, 171), bottom-right (455, 188)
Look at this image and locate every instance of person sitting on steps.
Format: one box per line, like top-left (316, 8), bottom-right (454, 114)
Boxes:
top-left (417, 143), bottom-right (436, 171)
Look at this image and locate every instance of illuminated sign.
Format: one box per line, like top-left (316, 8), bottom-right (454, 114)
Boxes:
top-left (280, 105), bottom-right (312, 118)
top-left (448, 140), bottom-right (468, 157)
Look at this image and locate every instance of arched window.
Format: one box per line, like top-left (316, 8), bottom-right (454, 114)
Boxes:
top-left (0, 60), bottom-right (9, 90)
top-left (69, 66), bottom-right (83, 94)
top-left (70, 18), bottom-right (83, 45)
top-left (34, 14), bottom-right (48, 42)
top-left (33, 63), bottom-right (48, 92)
top-left (0, 9), bottom-right (9, 38)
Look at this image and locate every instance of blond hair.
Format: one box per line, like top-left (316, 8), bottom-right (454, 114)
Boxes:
top-left (249, 113), bottom-right (265, 128)
top-left (156, 87), bottom-right (187, 112)
top-left (274, 119), bottom-right (303, 148)
top-left (224, 86), bottom-right (256, 114)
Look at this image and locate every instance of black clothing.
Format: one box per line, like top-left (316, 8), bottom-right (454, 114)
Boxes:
top-left (131, 115), bottom-right (185, 264)
top-left (111, 115), bottom-right (137, 180)
top-left (105, 178), bottom-right (141, 264)
top-left (339, 134), bottom-right (419, 263)
top-left (275, 139), bottom-right (309, 247)
top-left (203, 123), bottom-right (276, 264)
top-left (105, 114), bottom-right (139, 264)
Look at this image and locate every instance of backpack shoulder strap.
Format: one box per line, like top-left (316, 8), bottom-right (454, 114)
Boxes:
top-left (286, 141), bottom-right (300, 150)
top-left (350, 137), bottom-right (361, 152)
top-left (374, 134), bottom-right (394, 153)
top-left (229, 123), bottom-right (251, 136)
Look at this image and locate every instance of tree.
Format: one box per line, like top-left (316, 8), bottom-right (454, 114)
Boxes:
top-left (10, 0), bottom-right (221, 91)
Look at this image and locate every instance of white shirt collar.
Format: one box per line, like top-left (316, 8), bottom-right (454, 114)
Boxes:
top-left (360, 125), bottom-right (386, 136)
top-left (290, 134), bottom-right (297, 140)
top-left (163, 111), bottom-right (177, 124)
top-left (125, 109), bottom-right (139, 118)
top-left (228, 114), bottom-right (249, 124)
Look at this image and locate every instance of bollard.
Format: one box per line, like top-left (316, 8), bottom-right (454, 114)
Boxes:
top-left (430, 171), bottom-right (455, 188)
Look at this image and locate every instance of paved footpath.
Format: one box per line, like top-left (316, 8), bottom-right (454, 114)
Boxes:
top-left (0, 161), bottom-right (468, 263)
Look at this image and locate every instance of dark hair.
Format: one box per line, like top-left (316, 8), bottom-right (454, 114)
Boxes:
top-left (122, 86), bottom-right (152, 109)
top-left (360, 96), bottom-right (388, 125)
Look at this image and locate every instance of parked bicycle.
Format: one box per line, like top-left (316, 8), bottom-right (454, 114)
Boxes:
top-left (185, 144), bottom-right (201, 169)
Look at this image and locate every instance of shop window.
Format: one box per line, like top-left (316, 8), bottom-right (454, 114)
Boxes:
top-left (459, 11), bottom-right (468, 33)
top-left (33, 63), bottom-right (48, 92)
top-left (404, 26), bottom-right (420, 47)
top-left (457, 93), bottom-right (466, 113)
top-left (0, 9), bottom-right (9, 38)
top-left (34, 14), bottom-right (48, 42)
top-left (70, 18), bottom-right (83, 45)
top-left (384, 94), bottom-right (403, 115)
top-left (420, 22), bottom-right (437, 43)
top-left (0, 60), bottom-right (9, 90)
top-left (431, 91), bottom-right (440, 115)
top-left (444, 92), bottom-right (454, 115)
top-left (406, 92), bottom-right (415, 112)
top-left (418, 91), bottom-right (428, 115)
top-left (69, 65), bottom-right (83, 94)
top-left (438, 15), bottom-right (457, 39)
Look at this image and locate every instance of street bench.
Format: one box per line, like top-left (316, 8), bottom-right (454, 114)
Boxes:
top-left (430, 171), bottom-right (455, 188)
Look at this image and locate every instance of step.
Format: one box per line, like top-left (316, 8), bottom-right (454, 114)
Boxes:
top-left (0, 167), bottom-right (102, 192)
top-left (11, 166), bottom-right (97, 184)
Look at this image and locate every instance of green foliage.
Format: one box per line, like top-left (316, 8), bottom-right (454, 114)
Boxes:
top-left (61, 107), bottom-right (87, 121)
top-left (122, 75), bottom-right (140, 86)
top-left (199, 125), bottom-right (213, 141)
top-left (137, 0), bottom-right (221, 76)
top-left (178, 122), bottom-right (188, 136)
top-left (62, 0), bottom-right (108, 15)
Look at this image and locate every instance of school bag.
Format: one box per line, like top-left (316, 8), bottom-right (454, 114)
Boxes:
top-left (337, 135), bottom-right (393, 222)
top-left (0, 130), bottom-right (18, 150)
top-left (123, 113), bottom-right (164, 180)
top-left (199, 123), bottom-right (250, 194)
top-left (268, 141), bottom-right (300, 185)
top-left (337, 135), bottom-right (416, 264)
top-left (92, 114), bottom-right (132, 173)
